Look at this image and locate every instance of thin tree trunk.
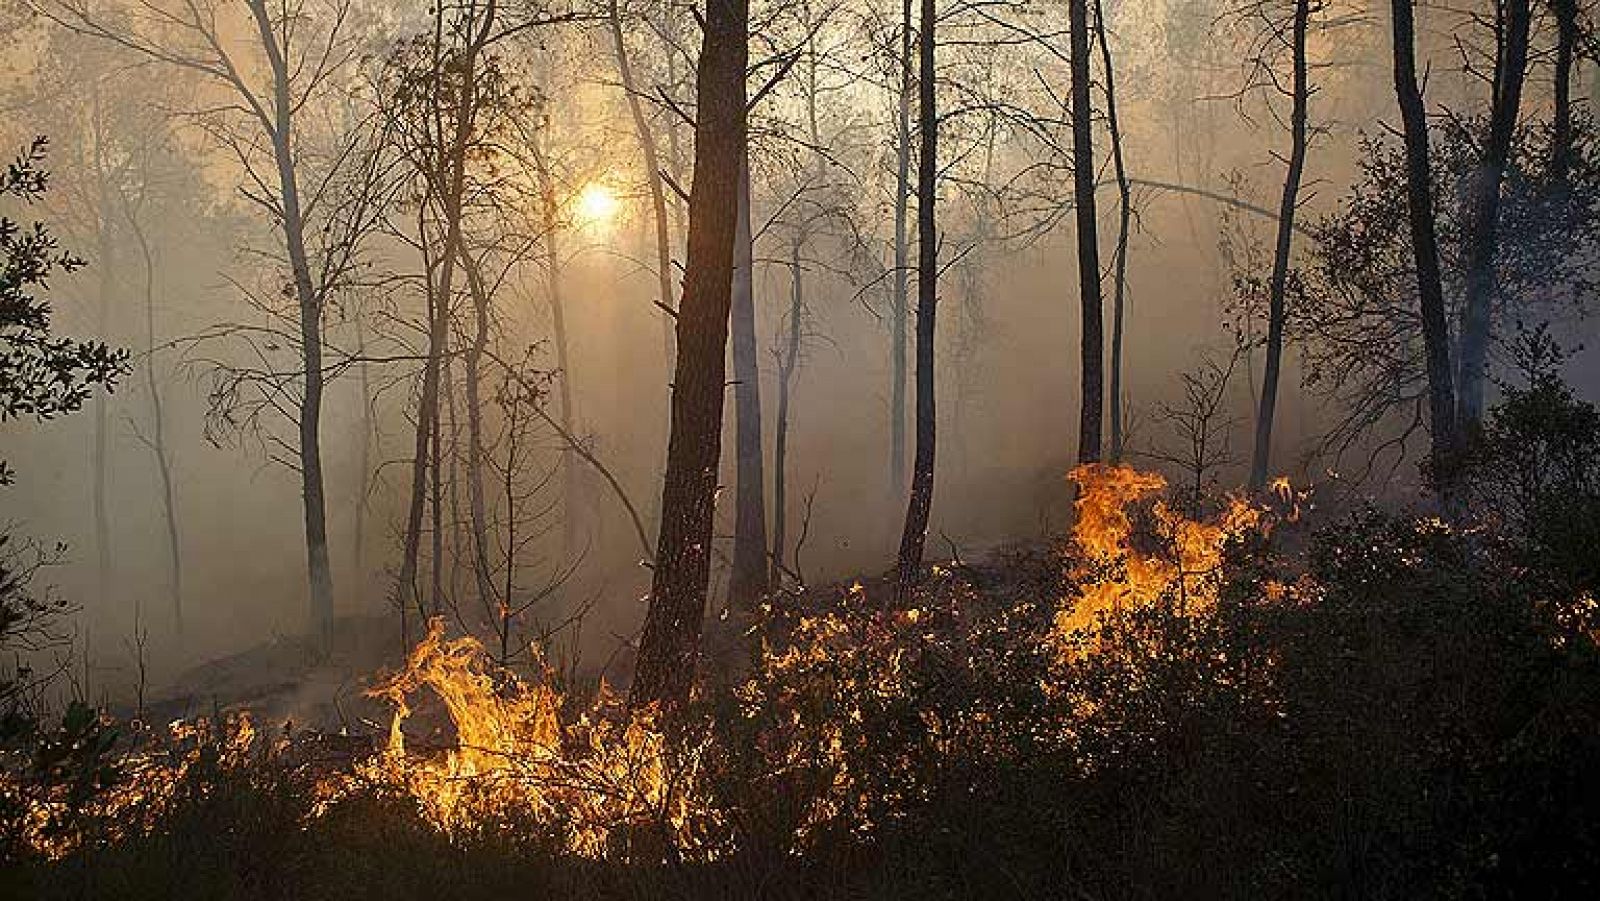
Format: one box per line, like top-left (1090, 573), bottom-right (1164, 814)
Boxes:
top-left (890, 0), bottom-right (913, 495)
top-left (393, 2), bottom-right (490, 637)
top-left (445, 354), bottom-right (465, 603)
top-left (249, 0), bottom-right (334, 645)
top-left (89, 84), bottom-right (113, 612)
top-left (608, 0), bottom-right (678, 357)
top-left (630, 0), bottom-right (748, 714)
top-left (1390, 0), bottom-right (1459, 498)
top-left (1457, 0), bottom-right (1531, 429)
top-left (458, 248), bottom-right (497, 610)
top-left (354, 318), bottom-right (371, 592)
top-left (729, 154), bottom-right (769, 605)
top-left (772, 238), bottom-right (803, 585)
top-left (536, 157), bottom-right (581, 564)
top-left (396, 232), bottom-right (441, 646)
top-left (125, 203), bottom-right (183, 635)
top-left (1094, 0), bottom-right (1131, 463)
top-left (894, 0), bottom-right (937, 600)
top-left (1070, 0), bottom-right (1104, 464)
top-left (1249, 0), bottom-right (1310, 492)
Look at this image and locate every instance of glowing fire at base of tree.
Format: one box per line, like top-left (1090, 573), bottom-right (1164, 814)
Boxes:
top-left (351, 619), bottom-right (726, 859)
top-left (2, 464), bottom-right (1298, 863)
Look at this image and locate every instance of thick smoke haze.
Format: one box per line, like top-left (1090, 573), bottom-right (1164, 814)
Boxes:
top-left (1, 0), bottom-right (1596, 707)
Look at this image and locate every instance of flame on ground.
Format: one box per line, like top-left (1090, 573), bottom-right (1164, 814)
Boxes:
top-left (1056, 464), bottom-right (1262, 642)
top-left (356, 619), bottom-right (724, 859)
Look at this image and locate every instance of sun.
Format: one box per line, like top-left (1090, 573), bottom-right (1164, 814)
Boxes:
top-left (573, 182), bottom-right (621, 229)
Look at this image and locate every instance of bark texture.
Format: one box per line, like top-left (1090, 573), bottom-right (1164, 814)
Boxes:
top-left (894, 0), bottom-right (938, 599)
top-left (1070, 0), bottom-right (1104, 464)
top-left (630, 0), bottom-right (749, 713)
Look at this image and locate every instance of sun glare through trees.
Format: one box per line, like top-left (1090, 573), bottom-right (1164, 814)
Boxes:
top-left (2, 0), bottom-right (1599, 897)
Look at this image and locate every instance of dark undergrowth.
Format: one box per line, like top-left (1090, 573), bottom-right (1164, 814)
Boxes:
top-left (4, 379), bottom-right (1600, 900)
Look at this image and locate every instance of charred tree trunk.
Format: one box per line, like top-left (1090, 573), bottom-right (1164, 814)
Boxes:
top-left (1249, 0), bottom-right (1311, 492)
top-left (1070, 0), bottom-right (1104, 464)
top-left (1094, 0), bottom-right (1131, 463)
top-left (1457, 0), bottom-right (1531, 429)
top-left (396, 220), bottom-right (444, 646)
top-left (1390, 0), bottom-right (1459, 497)
top-left (630, 0), bottom-right (748, 714)
top-left (889, 0), bottom-right (914, 498)
top-left (729, 154), bottom-right (769, 605)
top-left (249, 0), bottom-right (334, 645)
top-left (894, 0), bottom-right (937, 600)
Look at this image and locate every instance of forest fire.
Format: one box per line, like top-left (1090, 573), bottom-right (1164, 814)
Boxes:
top-left (5, 0), bottom-right (1600, 889)
top-left (1056, 464), bottom-right (1263, 642)
top-left (355, 620), bottom-right (723, 859)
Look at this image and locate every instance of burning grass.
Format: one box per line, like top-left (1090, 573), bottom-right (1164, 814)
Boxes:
top-left (4, 463), bottom-right (1598, 899)
top-left (352, 619), bottom-right (727, 859)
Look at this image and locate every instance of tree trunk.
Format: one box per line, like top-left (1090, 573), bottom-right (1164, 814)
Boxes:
top-left (1094, 0), bottom-right (1131, 463)
top-left (538, 162), bottom-right (580, 564)
top-left (126, 205), bottom-right (183, 636)
top-left (393, 3), bottom-right (490, 639)
top-left (609, 0), bottom-right (679, 358)
top-left (893, 0), bottom-right (937, 600)
top-left (890, 0), bottom-right (913, 496)
top-left (1456, 0), bottom-right (1531, 429)
top-left (249, 0), bottom-right (334, 646)
top-left (432, 354), bottom-right (449, 617)
top-left (459, 249), bottom-right (498, 611)
top-left (630, 0), bottom-right (748, 714)
top-left (1249, 0), bottom-right (1310, 492)
top-left (354, 318), bottom-right (371, 593)
top-left (89, 85), bottom-right (113, 612)
top-left (1070, 0), bottom-right (1104, 464)
top-left (729, 154), bottom-right (770, 605)
top-left (772, 238), bottom-right (803, 585)
top-left (1552, 0), bottom-right (1578, 182)
top-left (395, 229), bottom-right (443, 646)
top-left (1390, 0), bottom-right (1459, 497)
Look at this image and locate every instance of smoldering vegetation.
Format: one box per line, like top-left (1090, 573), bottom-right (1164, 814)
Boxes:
top-left (1, 0), bottom-right (1599, 897)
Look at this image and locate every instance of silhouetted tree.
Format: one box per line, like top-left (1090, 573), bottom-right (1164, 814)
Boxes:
top-left (1247, 0), bottom-right (1315, 491)
top-left (631, 0), bottom-right (750, 712)
top-left (1070, 0), bottom-right (1103, 464)
top-left (894, 0), bottom-right (937, 598)
top-left (1390, 0), bottom-right (1459, 497)
top-left (1457, 0), bottom-right (1531, 429)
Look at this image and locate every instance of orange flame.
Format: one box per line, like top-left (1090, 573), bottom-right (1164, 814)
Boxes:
top-left (1057, 464), bottom-right (1261, 642)
top-left (359, 619), bottom-right (723, 859)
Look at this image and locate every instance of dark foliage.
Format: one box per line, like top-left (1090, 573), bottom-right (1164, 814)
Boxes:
top-left (0, 137), bottom-right (127, 475)
top-left (1, 135), bottom-right (122, 718)
top-left (1268, 116), bottom-right (1600, 471)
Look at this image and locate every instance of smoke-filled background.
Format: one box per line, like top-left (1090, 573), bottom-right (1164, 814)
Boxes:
top-left (1, 0), bottom-right (1597, 705)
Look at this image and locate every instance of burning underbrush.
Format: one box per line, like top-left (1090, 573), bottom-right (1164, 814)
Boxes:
top-left (350, 619), bottom-right (727, 859)
top-left (3, 463), bottom-right (1597, 898)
